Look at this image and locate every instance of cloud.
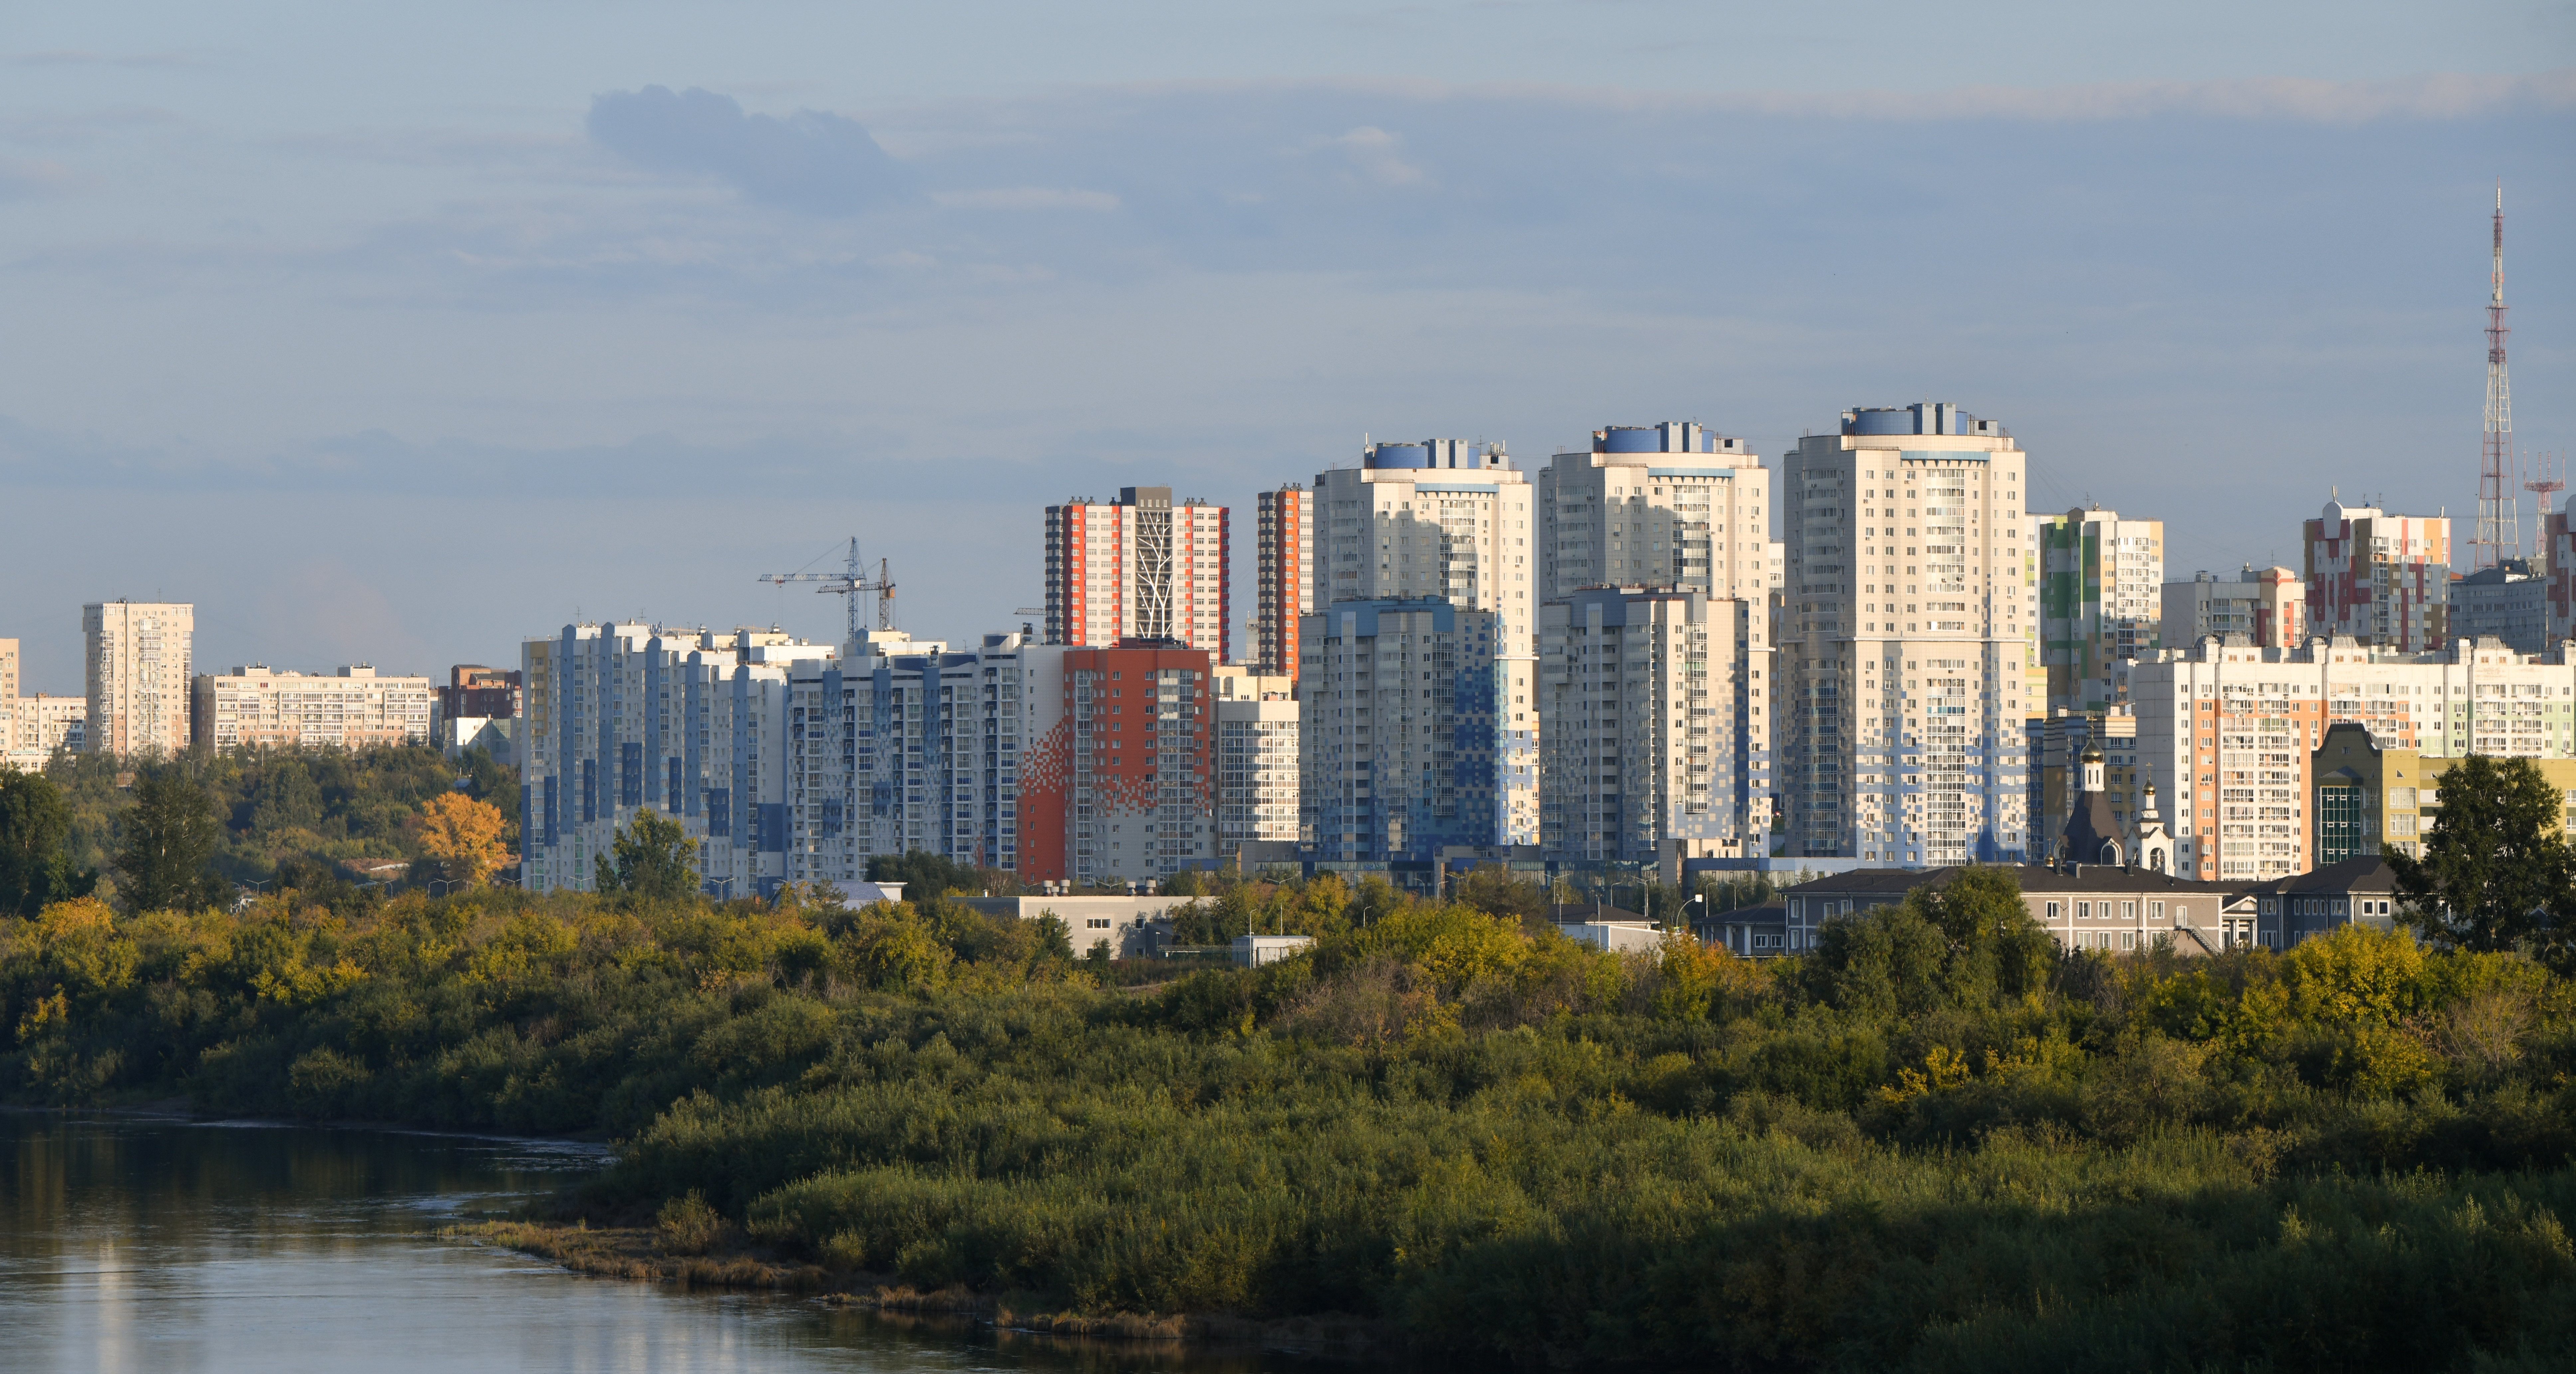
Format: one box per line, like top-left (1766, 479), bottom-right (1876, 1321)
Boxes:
top-left (931, 187), bottom-right (1122, 211)
top-left (1327, 126), bottom-right (1425, 186)
top-left (586, 85), bottom-right (909, 214)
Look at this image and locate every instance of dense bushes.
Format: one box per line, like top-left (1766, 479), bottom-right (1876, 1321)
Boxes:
top-left (6, 866), bottom-right (2574, 1368)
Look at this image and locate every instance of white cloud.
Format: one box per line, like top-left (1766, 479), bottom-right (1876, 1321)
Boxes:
top-left (1329, 125), bottom-right (1425, 186)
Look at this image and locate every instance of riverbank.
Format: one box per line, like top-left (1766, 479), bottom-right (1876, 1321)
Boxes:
top-left (449, 1219), bottom-right (1398, 1359)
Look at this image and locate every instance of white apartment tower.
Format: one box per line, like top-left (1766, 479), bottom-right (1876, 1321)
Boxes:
top-left (1312, 440), bottom-right (1536, 652)
top-left (1540, 587), bottom-right (1773, 863)
top-left (1044, 487), bottom-right (1230, 658)
top-left (1310, 440), bottom-right (1539, 846)
top-left (1537, 422), bottom-right (1782, 604)
top-left (1781, 404), bottom-right (2034, 865)
top-left (84, 601), bottom-right (194, 758)
top-left (1213, 668), bottom-right (1300, 847)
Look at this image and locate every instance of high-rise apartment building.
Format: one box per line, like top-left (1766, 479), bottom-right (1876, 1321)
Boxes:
top-left (2035, 506), bottom-right (2163, 711)
top-left (519, 623), bottom-right (835, 897)
top-left (1213, 667), bottom-right (1298, 849)
top-left (1309, 440), bottom-right (1540, 848)
top-left (1536, 422), bottom-right (1781, 605)
top-left (0, 638), bottom-right (17, 702)
top-left (2304, 500), bottom-right (2451, 651)
top-left (1539, 586), bottom-right (1773, 864)
top-left (1299, 600), bottom-right (1534, 861)
top-left (1312, 440), bottom-right (1535, 650)
top-left (785, 635), bottom-right (1217, 888)
top-left (83, 601), bottom-right (193, 758)
top-left (2163, 567), bottom-right (2306, 649)
top-left (1253, 485), bottom-right (1314, 676)
top-left (1780, 403), bottom-right (2033, 865)
top-left (2128, 636), bottom-right (2576, 881)
top-left (190, 665), bottom-right (434, 751)
top-left (1044, 487), bottom-right (1230, 658)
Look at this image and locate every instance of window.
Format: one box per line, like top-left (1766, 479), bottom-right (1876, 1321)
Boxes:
top-left (2076, 901), bottom-right (2090, 920)
top-left (2045, 901), bottom-right (2060, 920)
top-left (1086, 918), bottom-right (1112, 929)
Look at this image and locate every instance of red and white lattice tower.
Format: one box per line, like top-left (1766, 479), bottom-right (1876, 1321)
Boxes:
top-left (2473, 181), bottom-right (2517, 570)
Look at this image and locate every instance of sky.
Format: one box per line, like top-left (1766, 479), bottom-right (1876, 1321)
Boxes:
top-left (1, 2), bottom-right (2571, 694)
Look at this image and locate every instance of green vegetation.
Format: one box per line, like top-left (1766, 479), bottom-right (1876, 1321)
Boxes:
top-left (2392, 754), bottom-right (2576, 969)
top-left (4, 849), bottom-right (2572, 1369)
top-left (8, 745), bottom-right (513, 907)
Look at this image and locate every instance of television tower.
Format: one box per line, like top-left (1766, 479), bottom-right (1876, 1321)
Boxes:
top-left (2473, 181), bottom-right (2517, 570)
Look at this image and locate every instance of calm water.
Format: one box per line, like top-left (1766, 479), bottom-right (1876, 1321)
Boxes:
top-left (0, 1112), bottom-right (1311, 1374)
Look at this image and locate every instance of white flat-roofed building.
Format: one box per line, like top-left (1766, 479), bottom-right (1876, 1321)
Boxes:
top-left (1779, 403), bottom-right (2034, 866)
top-left (190, 665), bottom-right (434, 751)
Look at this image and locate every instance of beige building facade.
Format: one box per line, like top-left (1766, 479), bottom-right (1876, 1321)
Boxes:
top-left (1536, 422), bottom-right (1782, 607)
top-left (83, 601), bottom-right (193, 758)
top-left (1780, 403), bottom-right (2035, 865)
top-left (190, 665), bottom-right (435, 751)
top-left (2127, 635), bottom-right (2576, 881)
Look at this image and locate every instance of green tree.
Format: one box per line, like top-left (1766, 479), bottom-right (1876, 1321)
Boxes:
top-left (593, 809), bottom-right (698, 902)
top-left (2388, 755), bottom-right (2569, 957)
top-left (0, 766), bottom-right (99, 918)
top-left (866, 849), bottom-right (979, 898)
top-left (113, 767), bottom-right (226, 912)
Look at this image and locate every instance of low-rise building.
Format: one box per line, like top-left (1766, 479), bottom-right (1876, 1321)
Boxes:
top-left (2309, 721), bottom-right (2576, 862)
top-left (190, 665), bottom-right (434, 751)
top-left (1777, 865), bottom-right (2259, 955)
top-left (2245, 858), bottom-right (2401, 947)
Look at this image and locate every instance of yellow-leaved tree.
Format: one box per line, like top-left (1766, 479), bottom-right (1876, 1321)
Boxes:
top-left (417, 792), bottom-right (508, 886)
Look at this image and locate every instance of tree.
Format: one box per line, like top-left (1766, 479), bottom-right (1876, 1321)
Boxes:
top-left (417, 792), bottom-right (508, 886)
top-left (2388, 755), bottom-right (2570, 957)
top-left (593, 809), bottom-right (697, 902)
top-left (113, 767), bottom-right (226, 912)
top-left (0, 766), bottom-right (99, 918)
top-left (866, 849), bottom-right (980, 898)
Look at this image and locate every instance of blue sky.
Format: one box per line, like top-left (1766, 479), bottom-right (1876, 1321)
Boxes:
top-left (1, 3), bottom-right (2570, 693)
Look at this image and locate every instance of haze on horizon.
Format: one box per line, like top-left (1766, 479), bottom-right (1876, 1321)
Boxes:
top-left (1, 1), bottom-right (2569, 693)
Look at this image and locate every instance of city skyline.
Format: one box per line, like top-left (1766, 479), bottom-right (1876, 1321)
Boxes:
top-left (0, 11), bottom-right (2567, 694)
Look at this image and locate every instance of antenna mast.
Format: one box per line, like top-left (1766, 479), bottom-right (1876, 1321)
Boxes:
top-left (2474, 181), bottom-right (2517, 570)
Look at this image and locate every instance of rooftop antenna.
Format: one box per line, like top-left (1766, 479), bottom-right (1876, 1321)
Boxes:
top-left (2474, 180), bottom-right (2518, 570)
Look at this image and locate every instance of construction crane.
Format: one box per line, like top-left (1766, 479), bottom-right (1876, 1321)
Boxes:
top-left (757, 538), bottom-right (896, 648)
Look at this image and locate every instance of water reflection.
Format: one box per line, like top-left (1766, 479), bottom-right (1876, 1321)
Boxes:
top-left (0, 1112), bottom-right (1319, 1374)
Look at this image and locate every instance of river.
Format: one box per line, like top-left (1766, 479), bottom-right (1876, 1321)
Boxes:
top-left (0, 1111), bottom-right (1308, 1374)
